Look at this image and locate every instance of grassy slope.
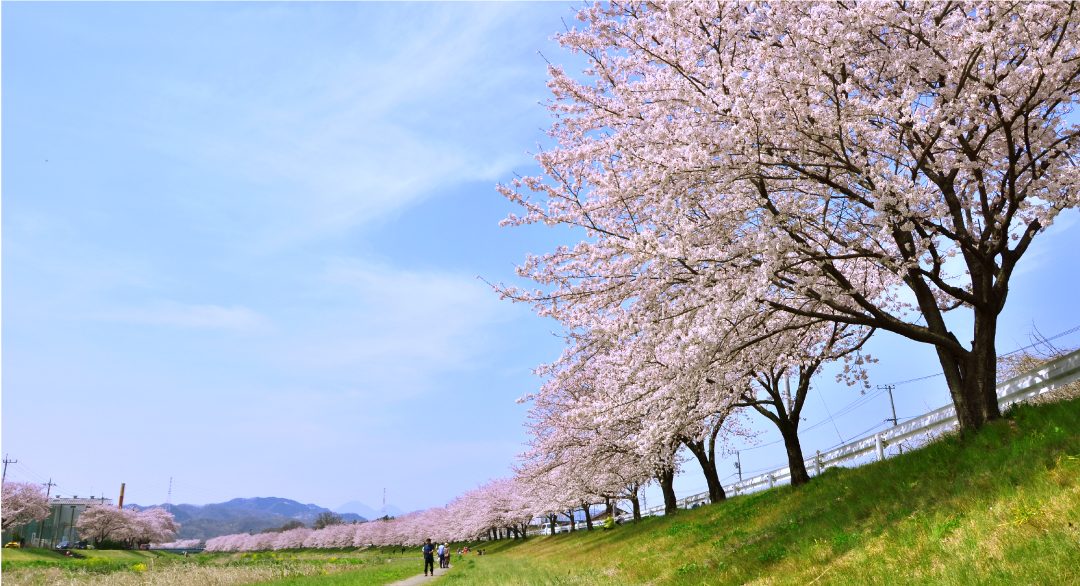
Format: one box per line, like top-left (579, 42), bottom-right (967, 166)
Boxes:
top-left (444, 398), bottom-right (1080, 585)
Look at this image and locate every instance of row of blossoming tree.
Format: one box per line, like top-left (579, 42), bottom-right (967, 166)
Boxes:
top-left (0, 482), bottom-right (179, 548)
top-left (1, 482), bottom-right (51, 535)
top-left (75, 505), bottom-right (180, 548)
top-left (206, 479), bottom-right (533, 551)
top-left (207, 0), bottom-right (1079, 550)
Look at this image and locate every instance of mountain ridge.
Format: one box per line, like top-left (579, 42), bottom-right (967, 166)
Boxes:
top-left (130, 496), bottom-right (367, 540)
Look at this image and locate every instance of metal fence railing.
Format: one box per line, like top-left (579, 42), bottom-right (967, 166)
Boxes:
top-left (628, 348), bottom-right (1080, 518)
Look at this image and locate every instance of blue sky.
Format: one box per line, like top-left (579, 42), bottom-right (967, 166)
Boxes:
top-left (3, 2), bottom-right (1079, 514)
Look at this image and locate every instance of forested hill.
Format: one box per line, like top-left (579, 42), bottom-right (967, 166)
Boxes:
top-left (130, 497), bottom-right (366, 540)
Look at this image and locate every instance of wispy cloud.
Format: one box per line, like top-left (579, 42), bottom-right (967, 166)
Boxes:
top-left (127, 3), bottom-right (553, 252)
top-left (99, 302), bottom-right (269, 331)
top-left (282, 258), bottom-right (510, 389)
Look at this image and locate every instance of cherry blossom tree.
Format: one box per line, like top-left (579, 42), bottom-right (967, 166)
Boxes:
top-left (502, 1), bottom-right (1080, 432)
top-left (678, 412), bottom-right (739, 503)
top-left (75, 505), bottom-right (132, 545)
top-left (714, 319), bottom-right (874, 486)
top-left (74, 505), bottom-right (179, 547)
top-left (1, 482), bottom-right (50, 532)
top-left (128, 507), bottom-right (180, 546)
top-left (517, 332), bottom-right (670, 517)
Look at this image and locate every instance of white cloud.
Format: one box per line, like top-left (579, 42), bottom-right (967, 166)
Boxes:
top-left (131, 3), bottom-right (553, 252)
top-left (269, 258), bottom-right (512, 400)
top-left (100, 302), bottom-right (270, 331)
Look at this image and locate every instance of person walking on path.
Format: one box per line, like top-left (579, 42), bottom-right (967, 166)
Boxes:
top-left (436, 542), bottom-right (446, 569)
top-left (422, 538), bottom-right (436, 576)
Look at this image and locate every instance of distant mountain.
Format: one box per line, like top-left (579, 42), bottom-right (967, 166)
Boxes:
top-left (336, 500), bottom-right (380, 519)
top-left (132, 497), bottom-right (366, 540)
top-left (336, 501), bottom-right (406, 519)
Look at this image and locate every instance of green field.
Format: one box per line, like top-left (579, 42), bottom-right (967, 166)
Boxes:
top-left (0, 547), bottom-right (421, 586)
top-left (445, 396), bottom-right (1080, 585)
top-left (253, 555), bottom-right (418, 586)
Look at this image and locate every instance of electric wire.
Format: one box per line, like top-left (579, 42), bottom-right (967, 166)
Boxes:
top-left (887, 323), bottom-right (1080, 387)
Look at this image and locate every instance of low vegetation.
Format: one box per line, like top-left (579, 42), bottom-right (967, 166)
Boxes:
top-left (0, 547), bottom-right (416, 586)
top-left (444, 396), bottom-right (1080, 585)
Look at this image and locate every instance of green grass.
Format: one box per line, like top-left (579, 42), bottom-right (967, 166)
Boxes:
top-left (0, 547), bottom-right (421, 585)
top-left (0, 547), bottom-right (183, 574)
top-left (442, 397), bottom-right (1080, 585)
top-left (253, 555), bottom-right (418, 585)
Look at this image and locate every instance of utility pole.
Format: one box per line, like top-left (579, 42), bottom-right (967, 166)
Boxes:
top-left (2, 454), bottom-right (17, 483)
top-left (44, 478), bottom-right (57, 498)
top-left (877, 385), bottom-right (899, 426)
top-left (734, 451), bottom-right (742, 482)
top-left (382, 487), bottom-right (387, 519)
top-left (877, 384), bottom-right (902, 454)
top-left (167, 477), bottom-right (173, 510)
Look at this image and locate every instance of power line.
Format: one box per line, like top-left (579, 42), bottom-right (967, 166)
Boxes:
top-left (883, 323), bottom-right (1080, 387)
top-left (737, 437), bottom-right (785, 451)
top-left (999, 324), bottom-right (1080, 357)
top-left (892, 372), bottom-right (944, 387)
top-left (815, 387), bottom-right (846, 444)
top-left (9, 462), bottom-right (50, 485)
top-left (802, 389), bottom-right (885, 433)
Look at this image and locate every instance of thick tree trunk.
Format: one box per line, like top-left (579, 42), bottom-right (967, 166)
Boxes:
top-left (583, 503), bottom-right (593, 530)
top-left (938, 310), bottom-right (1001, 432)
top-left (566, 510), bottom-right (575, 532)
top-left (629, 494), bottom-right (641, 521)
top-left (658, 468), bottom-right (678, 515)
top-left (549, 514), bottom-right (557, 535)
top-left (778, 418), bottom-right (810, 487)
top-left (683, 438), bottom-right (727, 503)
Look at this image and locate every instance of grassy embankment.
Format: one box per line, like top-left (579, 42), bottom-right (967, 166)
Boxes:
top-left (0, 546), bottom-right (418, 586)
top-left (3, 397), bottom-right (1075, 585)
top-left (443, 397), bottom-right (1080, 585)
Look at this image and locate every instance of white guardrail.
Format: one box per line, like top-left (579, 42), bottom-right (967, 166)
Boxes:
top-left (627, 348), bottom-right (1080, 518)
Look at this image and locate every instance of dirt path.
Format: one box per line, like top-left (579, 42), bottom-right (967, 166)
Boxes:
top-left (385, 564), bottom-right (449, 585)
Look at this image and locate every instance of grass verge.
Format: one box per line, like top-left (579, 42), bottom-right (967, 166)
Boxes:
top-left (443, 397), bottom-right (1080, 585)
top-left (1, 547), bottom-right (419, 586)
top-left (252, 555), bottom-right (418, 585)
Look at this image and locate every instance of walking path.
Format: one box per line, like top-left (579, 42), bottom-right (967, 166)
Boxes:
top-left (386, 565), bottom-right (449, 585)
